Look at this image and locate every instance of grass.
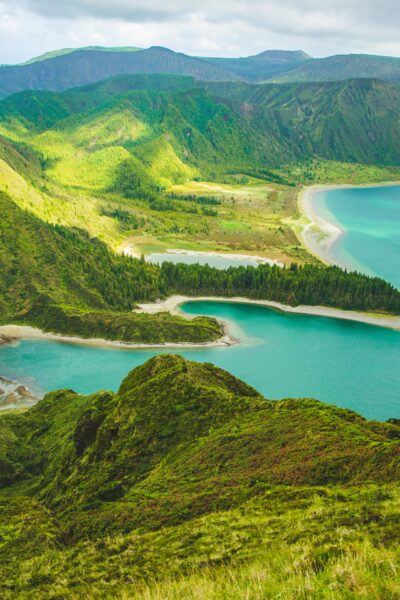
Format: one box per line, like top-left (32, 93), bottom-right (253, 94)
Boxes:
top-left (169, 180), bottom-right (312, 264)
top-left (276, 159), bottom-right (400, 185)
top-left (1, 352), bottom-right (399, 598)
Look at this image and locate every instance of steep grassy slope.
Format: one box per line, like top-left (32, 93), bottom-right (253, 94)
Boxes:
top-left (205, 78), bottom-right (400, 165)
top-left (0, 47), bottom-right (240, 99)
top-left (3, 75), bottom-right (400, 183)
top-left (1, 355), bottom-right (399, 598)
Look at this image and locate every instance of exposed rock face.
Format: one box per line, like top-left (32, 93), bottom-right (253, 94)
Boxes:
top-left (0, 376), bottom-right (39, 410)
top-left (0, 334), bottom-right (16, 346)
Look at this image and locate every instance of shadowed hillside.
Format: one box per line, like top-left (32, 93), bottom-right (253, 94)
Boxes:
top-left (0, 46), bottom-right (240, 99)
top-left (274, 53), bottom-right (400, 83)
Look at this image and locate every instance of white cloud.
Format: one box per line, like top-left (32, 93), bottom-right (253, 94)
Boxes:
top-left (0, 0), bottom-right (399, 64)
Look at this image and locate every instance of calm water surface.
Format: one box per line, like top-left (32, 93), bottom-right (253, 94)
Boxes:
top-left (147, 252), bottom-right (262, 269)
top-left (313, 186), bottom-right (400, 288)
top-left (1, 301), bottom-right (399, 421)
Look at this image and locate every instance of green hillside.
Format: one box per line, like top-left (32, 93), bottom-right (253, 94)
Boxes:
top-left (0, 193), bottom-right (222, 344)
top-left (1, 355), bottom-right (399, 598)
top-left (0, 47), bottom-right (239, 99)
top-left (202, 49), bottom-right (312, 81)
top-left (20, 45), bottom-right (142, 66)
top-left (274, 53), bottom-right (400, 83)
top-left (203, 78), bottom-right (400, 165)
top-left (1, 74), bottom-right (400, 268)
top-left (3, 75), bottom-right (400, 178)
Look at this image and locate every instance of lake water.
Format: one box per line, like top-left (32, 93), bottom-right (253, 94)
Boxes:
top-left (1, 301), bottom-right (399, 421)
top-left (147, 252), bottom-right (263, 269)
top-left (312, 186), bottom-right (400, 288)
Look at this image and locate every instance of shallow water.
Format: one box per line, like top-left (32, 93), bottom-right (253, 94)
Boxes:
top-left (312, 186), bottom-right (400, 288)
top-left (1, 301), bottom-right (399, 421)
top-left (147, 252), bottom-right (262, 269)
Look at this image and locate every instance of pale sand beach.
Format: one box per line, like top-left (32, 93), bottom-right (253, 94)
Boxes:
top-left (0, 324), bottom-right (236, 350)
top-left (298, 182), bottom-right (400, 265)
top-left (136, 295), bottom-right (400, 331)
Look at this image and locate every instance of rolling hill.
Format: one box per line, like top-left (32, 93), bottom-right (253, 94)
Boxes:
top-left (19, 45), bottom-right (143, 66)
top-left (202, 49), bottom-right (312, 81)
top-left (1, 355), bottom-right (400, 597)
top-left (273, 53), bottom-right (400, 83)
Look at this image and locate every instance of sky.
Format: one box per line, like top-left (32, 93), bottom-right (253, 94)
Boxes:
top-left (0, 0), bottom-right (399, 64)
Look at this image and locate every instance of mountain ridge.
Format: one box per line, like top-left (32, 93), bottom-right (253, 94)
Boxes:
top-left (3, 46), bottom-right (400, 98)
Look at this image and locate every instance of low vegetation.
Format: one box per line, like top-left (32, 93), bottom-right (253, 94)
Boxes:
top-left (1, 355), bottom-right (399, 598)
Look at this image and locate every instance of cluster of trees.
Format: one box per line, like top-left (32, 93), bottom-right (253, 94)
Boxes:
top-left (166, 193), bottom-right (221, 206)
top-left (100, 207), bottom-right (145, 229)
top-left (160, 262), bottom-right (400, 313)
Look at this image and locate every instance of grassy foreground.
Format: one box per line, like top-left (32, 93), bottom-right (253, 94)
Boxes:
top-left (1, 355), bottom-right (399, 598)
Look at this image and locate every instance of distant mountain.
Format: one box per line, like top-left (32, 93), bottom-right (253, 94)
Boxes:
top-left (0, 46), bottom-right (240, 99)
top-left (19, 46), bottom-right (142, 66)
top-left (274, 53), bottom-right (400, 83)
top-left (3, 46), bottom-right (400, 98)
top-left (201, 49), bottom-right (312, 81)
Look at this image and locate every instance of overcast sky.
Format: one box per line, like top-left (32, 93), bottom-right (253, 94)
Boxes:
top-left (0, 0), bottom-right (399, 64)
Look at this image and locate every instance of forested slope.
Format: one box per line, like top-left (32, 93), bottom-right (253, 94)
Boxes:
top-left (2, 75), bottom-right (400, 189)
top-left (0, 194), bottom-right (222, 343)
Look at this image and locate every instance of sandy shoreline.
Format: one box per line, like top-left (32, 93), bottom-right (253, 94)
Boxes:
top-left (0, 324), bottom-right (236, 350)
top-left (298, 181), bottom-right (400, 265)
top-left (0, 295), bottom-right (399, 354)
top-left (136, 295), bottom-right (400, 331)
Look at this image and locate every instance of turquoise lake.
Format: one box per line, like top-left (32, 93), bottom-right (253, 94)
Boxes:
top-left (1, 301), bottom-right (399, 421)
top-left (312, 185), bottom-right (400, 288)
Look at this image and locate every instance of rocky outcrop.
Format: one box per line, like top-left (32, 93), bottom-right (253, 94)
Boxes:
top-left (0, 376), bottom-right (39, 410)
top-left (0, 334), bottom-right (16, 347)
